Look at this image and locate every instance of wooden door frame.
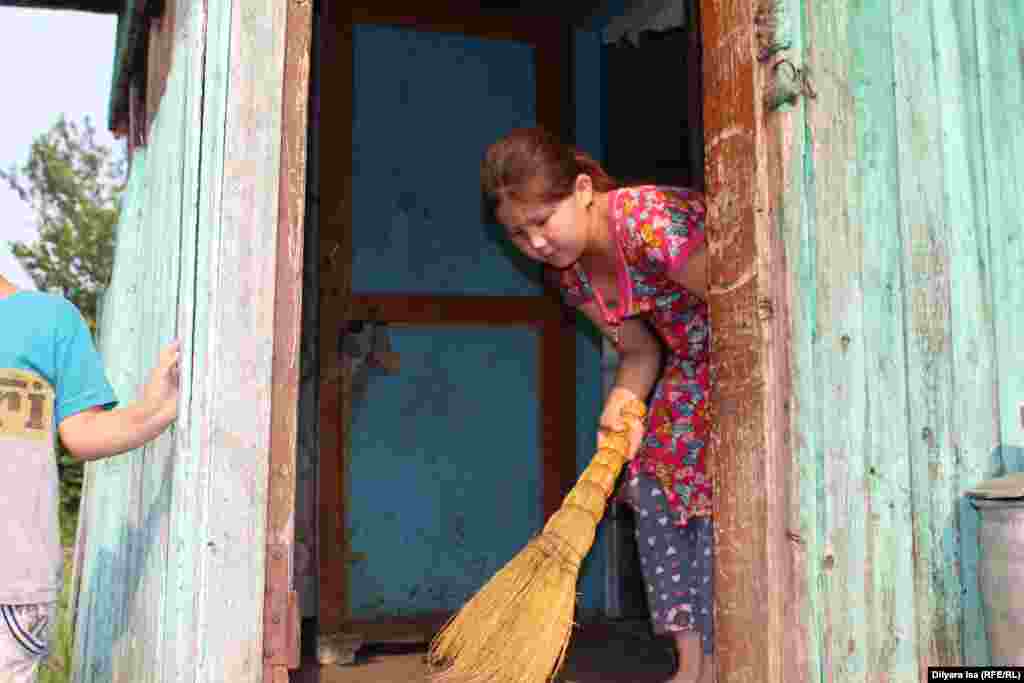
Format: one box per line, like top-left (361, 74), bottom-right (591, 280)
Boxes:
top-left (701, 1), bottom-right (799, 682)
top-left (304, 1), bottom-right (800, 680)
top-left (266, 0), bottom-right (314, 679)
top-left (316, 2), bottom-right (578, 636)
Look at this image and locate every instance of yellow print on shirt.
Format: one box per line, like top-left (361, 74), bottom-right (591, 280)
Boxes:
top-left (0, 368), bottom-right (54, 442)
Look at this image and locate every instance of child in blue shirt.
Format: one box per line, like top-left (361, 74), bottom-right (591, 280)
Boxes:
top-left (0, 273), bottom-right (180, 682)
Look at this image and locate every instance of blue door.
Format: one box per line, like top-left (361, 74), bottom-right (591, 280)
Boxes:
top-left (345, 23), bottom-right (550, 620)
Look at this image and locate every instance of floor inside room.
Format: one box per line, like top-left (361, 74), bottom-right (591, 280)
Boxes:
top-left (294, 618), bottom-right (678, 683)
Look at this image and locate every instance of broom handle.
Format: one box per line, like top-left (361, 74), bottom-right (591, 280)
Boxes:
top-left (544, 399), bottom-right (647, 533)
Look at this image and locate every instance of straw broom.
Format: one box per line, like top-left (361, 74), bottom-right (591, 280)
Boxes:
top-left (427, 398), bottom-right (647, 683)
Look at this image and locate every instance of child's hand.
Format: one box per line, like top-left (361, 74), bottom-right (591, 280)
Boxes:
top-left (599, 386), bottom-right (647, 461)
top-left (143, 340), bottom-right (182, 425)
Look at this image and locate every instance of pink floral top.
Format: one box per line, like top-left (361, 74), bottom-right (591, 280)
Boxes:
top-left (548, 186), bottom-right (711, 526)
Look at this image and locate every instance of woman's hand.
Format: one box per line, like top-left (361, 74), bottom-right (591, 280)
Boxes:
top-left (599, 386), bottom-right (647, 461)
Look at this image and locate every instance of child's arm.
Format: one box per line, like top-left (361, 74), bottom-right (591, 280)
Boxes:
top-left (58, 341), bottom-right (181, 461)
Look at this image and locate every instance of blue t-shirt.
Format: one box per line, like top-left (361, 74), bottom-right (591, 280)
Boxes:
top-left (0, 290), bottom-right (118, 604)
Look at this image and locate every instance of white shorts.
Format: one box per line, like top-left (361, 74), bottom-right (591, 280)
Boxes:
top-left (0, 603), bottom-right (55, 683)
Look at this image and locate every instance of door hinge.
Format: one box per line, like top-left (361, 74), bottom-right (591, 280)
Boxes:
top-left (265, 544), bottom-right (301, 668)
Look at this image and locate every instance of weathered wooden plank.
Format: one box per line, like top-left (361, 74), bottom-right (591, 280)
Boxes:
top-left (701, 0), bottom-right (792, 681)
top-left (113, 112), bottom-right (160, 680)
top-left (193, 0), bottom-right (289, 674)
top-left (976, 1), bottom-right (1024, 473)
top-left (159, 0), bottom-right (207, 679)
top-left (891, 0), bottom-right (960, 671)
top-left (804, 0), bottom-right (873, 679)
top-left (931, 0), bottom-right (1003, 667)
top-left (295, 0), bottom-right (322, 621)
top-left (317, 3), bottom-right (353, 634)
top-left (346, 295), bottom-right (560, 326)
top-left (847, 0), bottom-right (920, 679)
top-left (73, 149), bottom-right (149, 683)
top-left (762, 0), bottom-right (815, 680)
top-left (189, 0), bottom-right (233, 667)
top-left (109, 0), bottom-right (150, 137)
top-left (774, 2), bottom-right (822, 680)
top-left (189, 2), bottom-right (233, 678)
top-left (124, 58), bottom-right (179, 680)
top-left (263, 0), bottom-right (312, 676)
top-left (145, 0), bottom-right (177, 132)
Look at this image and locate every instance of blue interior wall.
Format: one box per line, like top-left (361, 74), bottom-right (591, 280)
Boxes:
top-left (348, 24), bottom-right (548, 618)
top-left (346, 20), bottom-right (616, 617)
top-left (349, 327), bottom-right (541, 616)
top-left (350, 24), bottom-right (543, 296)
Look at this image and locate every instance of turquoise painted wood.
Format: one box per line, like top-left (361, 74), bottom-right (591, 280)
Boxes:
top-left (977, 2), bottom-right (1024, 473)
top-left (72, 0), bottom-right (291, 680)
top-left (778, 0), bottom-right (1023, 679)
top-left (850, 0), bottom-right (917, 675)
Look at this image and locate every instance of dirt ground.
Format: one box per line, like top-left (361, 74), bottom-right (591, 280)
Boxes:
top-left (295, 619), bottom-right (678, 683)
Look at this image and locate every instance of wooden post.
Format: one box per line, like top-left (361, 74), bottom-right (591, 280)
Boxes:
top-left (263, 0), bottom-right (313, 677)
top-left (317, 1), bottom-right (354, 635)
top-left (701, 0), bottom-right (797, 681)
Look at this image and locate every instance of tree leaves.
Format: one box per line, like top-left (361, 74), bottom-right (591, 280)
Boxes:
top-left (2, 114), bottom-right (125, 333)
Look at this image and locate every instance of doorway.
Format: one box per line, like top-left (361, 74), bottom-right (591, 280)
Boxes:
top-left (600, 15), bottom-right (705, 625)
top-left (294, 2), bottom-right (720, 682)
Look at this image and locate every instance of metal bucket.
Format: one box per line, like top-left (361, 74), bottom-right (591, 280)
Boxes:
top-left (968, 473), bottom-right (1024, 666)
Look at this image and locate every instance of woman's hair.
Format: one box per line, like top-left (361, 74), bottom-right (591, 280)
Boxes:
top-left (481, 127), bottom-right (619, 213)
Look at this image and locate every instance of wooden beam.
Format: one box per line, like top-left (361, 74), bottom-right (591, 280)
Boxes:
top-left (532, 17), bottom-right (577, 525)
top-left (110, 0), bottom-right (151, 138)
top-left (144, 0), bottom-right (177, 140)
top-left (700, 0), bottom-right (795, 682)
top-left (346, 2), bottom-right (552, 43)
top-left (317, 4), bottom-right (353, 635)
top-left (263, 0), bottom-right (312, 676)
top-left (532, 22), bottom-right (574, 142)
top-left (540, 308), bottom-right (578, 519)
top-left (0, 0), bottom-right (119, 12)
top-left (347, 294), bottom-right (561, 327)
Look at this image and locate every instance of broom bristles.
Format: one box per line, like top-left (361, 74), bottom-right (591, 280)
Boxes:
top-left (427, 400), bottom-right (647, 683)
top-left (428, 534), bottom-right (580, 683)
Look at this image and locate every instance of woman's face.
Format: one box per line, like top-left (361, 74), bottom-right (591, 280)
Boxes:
top-left (495, 176), bottom-right (593, 269)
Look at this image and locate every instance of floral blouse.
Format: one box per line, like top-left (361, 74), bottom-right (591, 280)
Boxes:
top-left (548, 186), bottom-right (711, 526)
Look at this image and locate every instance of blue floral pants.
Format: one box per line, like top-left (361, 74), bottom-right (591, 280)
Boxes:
top-left (626, 473), bottom-right (715, 656)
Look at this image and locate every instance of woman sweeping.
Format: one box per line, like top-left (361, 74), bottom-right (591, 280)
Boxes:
top-left (483, 127), bottom-right (714, 683)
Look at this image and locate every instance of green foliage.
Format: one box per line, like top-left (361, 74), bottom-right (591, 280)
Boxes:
top-left (2, 114), bottom-right (125, 332)
top-left (37, 553), bottom-right (74, 683)
top-left (3, 115), bottom-right (125, 543)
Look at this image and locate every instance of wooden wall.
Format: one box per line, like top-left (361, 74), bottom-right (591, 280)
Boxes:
top-left (764, 0), bottom-right (1023, 679)
top-left (72, 0), bottom-right (304, 679)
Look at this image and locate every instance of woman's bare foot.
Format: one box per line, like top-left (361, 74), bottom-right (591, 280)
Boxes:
top-left (698, 654), bottom-right (714, 683)
top-left (665, 631), bottom-right (702, 683)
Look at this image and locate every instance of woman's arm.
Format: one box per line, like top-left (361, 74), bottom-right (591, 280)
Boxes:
top-left (578, 301), bottom-right (663, 457)
top-left (666, 243), bottom-right (708, 300)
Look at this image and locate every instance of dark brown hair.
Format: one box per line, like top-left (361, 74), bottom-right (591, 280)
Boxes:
top-left (481, 127), bottom-right (619, 213)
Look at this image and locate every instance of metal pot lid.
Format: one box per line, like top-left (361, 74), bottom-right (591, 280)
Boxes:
top-left (966, 472), bottom-right (1024, 500)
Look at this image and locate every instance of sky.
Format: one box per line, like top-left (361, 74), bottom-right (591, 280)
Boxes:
top-left (0, 7), bottom-right (120, 289)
